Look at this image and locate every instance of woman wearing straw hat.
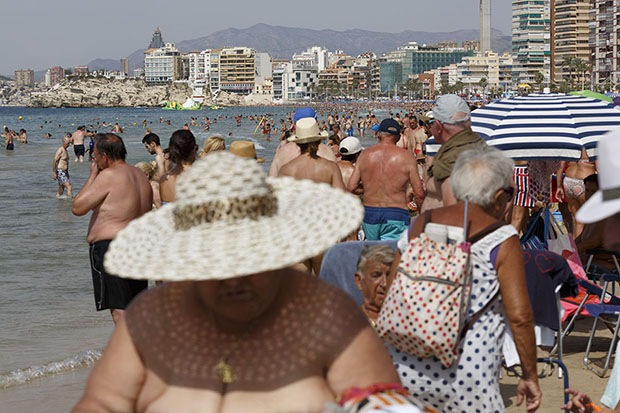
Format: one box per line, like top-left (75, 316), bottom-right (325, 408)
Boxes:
top-left (73, 152), bottom-right (411, 413)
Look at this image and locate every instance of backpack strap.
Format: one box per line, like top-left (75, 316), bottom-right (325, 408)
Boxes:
top-left (459, 291), bottom-right (500, 340)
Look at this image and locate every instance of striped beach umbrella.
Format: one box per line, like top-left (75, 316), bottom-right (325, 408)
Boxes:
top-left (425, 94), bottom-right (620, 160)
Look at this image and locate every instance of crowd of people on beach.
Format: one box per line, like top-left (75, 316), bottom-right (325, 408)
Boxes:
top-left (6, 95), bottom-right (615, 412)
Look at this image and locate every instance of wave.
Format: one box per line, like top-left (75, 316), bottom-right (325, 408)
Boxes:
top-left (0, 349), bottom-right (101, 388)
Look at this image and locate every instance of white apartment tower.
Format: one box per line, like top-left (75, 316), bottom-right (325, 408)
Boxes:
top-left (480, 0), bottom-right (492, 53)
top-left (511, 0), bottom-right (551, 85)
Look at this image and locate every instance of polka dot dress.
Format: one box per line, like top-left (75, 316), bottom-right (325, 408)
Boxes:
top-left (391, 225), bottom-right (517, 412)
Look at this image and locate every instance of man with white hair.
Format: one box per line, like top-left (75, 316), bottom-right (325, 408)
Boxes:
top-left (53, 135), bottom-right (73, 198)
top-left (423, 94), bottom-right (487, 209)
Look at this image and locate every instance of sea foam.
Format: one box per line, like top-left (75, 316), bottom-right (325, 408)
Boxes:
top-left (0, 349), bottom-right (101, 388)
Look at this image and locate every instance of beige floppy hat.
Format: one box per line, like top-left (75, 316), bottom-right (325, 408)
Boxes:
top-left (288, 117), bottom-right (328, 144)
top-left (229, 140), bottom-right (265, 163)
top-left (104, 151), bottom-right (363, 281)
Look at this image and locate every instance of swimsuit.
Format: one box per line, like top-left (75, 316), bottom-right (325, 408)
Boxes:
top-left (362, 206), bottom-right (410, 241)
top-left (74, 144), bottom-right (85, 157)
top-left (56, 169), bottom-right (69, 185)
top-left (6, 142), bottom-right (14, 150)
top-left (563, 176), bottom-right (586, 199)
top-left (89, 240), bottom-right (147, 311)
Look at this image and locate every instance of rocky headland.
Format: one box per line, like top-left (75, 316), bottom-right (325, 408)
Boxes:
top-left (25, 77), bottom-right (274, 108)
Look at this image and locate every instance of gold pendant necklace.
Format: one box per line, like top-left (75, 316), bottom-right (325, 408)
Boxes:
top-left (215, 358), bottom-right (237, 384)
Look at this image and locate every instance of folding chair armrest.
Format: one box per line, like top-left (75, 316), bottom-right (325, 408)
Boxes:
top-left (585, 248), bottom-right (619, 257)
top-left (601, 274), bottom-right (620, 283)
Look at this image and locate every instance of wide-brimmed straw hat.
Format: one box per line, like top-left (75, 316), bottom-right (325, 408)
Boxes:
top-left (288, 118), bottom-right (328, 144)
top-left (577, 130), bottom-right (620, 223)
top-left (229, 140), bottom-right (265, 163)
top-left (104, 151), bottom-right (363, 281)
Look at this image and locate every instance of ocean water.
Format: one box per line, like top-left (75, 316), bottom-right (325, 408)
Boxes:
top-left (0, 105), bottom-right (387, 411)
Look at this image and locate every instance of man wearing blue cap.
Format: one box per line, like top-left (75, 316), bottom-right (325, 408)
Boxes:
top-left (268, 108), bottom-right (336, 177)
top-left (347, 119), bottom-right (425, 240)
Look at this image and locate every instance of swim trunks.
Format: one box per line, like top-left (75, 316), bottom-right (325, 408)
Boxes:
top-left (6, 143), bottom-right (14, 150)
top-left (89, 240), bottom-right (147, 311)
top-left (74, 144), bottom-right (85, 157)
top-left (513, 165), bottom-right (535, 207)
top-left (56, 169), bottom-right (69, 185)
top-left (362, 206), bottom-right (410, 241)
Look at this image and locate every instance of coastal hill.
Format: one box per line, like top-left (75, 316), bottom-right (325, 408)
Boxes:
top-left (82, 23), bottom-right (511, 73)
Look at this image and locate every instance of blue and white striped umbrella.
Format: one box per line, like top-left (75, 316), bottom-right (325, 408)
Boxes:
top-left (425, 94), bottom-right (620, 160)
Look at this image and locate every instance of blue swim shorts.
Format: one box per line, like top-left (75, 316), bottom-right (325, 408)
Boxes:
top-left (362, 206), bottom-right (410, 241)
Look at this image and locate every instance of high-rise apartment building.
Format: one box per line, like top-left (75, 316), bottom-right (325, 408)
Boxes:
top-left (511, 0), bottom-right (552, 85)
top-left (144, 43), bottom-right (182, 85)
top-left (49, 66), bottom-right (64, 87)
top-left (120, 58), bottom-right (129, 76)
top-left (589, 0), bottom-right (619, 87)
top-left (149, 27), bottom-right (165, 49)
top-left (219, 47), bottom-right (256, 95)
top-left (14, 69), bottom-right (34, 87)
top-left (480, 0), bottom-right (492, 52)
top-left (552, 0), bottom-right (590, 83)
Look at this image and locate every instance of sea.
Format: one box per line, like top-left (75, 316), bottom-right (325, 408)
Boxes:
top-left (0, 105), bottom-right (388, 411)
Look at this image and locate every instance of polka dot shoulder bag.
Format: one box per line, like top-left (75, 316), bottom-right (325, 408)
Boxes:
top-left (375, 200), bottom-right (473, 368)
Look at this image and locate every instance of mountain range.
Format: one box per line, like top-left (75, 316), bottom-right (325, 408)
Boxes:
top-left (31, 24), bottom-right (511, 81)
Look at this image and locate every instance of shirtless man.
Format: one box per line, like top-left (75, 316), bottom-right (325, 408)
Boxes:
top-left (142, 132), bottom-right (171, 180)
top-left (72, 126), bottom-right (86, 162)
top-left (347, 119), bottom-right (425, 240)
top-left (279, 118), bottom-right (345, 190)
top-left (72, 133), bottom-right (152, 324)
top-left (53, 136), bottom-right (73, 198)
top-left (337, 136), bottom-right (362, 188)
top-left (268, 115), bottom-right (337, 177)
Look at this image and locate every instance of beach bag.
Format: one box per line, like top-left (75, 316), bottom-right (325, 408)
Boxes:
top-left (375, 201), bottom-right (475, 368)
top-left (546, 211), bottom-right (587, 281)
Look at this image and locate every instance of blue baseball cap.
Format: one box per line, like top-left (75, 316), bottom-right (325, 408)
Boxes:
top-left (294, 107), bottom-right (316, 123)
top-left (378, 118), bottom-right (401, 135)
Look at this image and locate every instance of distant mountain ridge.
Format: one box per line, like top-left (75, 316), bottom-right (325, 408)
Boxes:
top-left (36, 24), bottom-right (511, 80)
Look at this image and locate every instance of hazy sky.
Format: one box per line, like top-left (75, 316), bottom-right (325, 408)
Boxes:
top-left (3, 0), bottom-right (512, 75)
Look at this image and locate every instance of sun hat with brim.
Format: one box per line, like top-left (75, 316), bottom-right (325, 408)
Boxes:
top-left (103, 151), bottom-right (363, 281)
top-left (288, 117), bottom-right (328, 144)
top-left (229, 140), bottom-right (265, 163)
top-left (577, 129), bottom-right (620, 224)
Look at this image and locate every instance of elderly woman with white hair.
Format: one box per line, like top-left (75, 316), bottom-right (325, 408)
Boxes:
top-left (389, 146), bottom-right (542, 412)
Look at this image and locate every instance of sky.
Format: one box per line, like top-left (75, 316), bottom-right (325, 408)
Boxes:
top-left (2, 0), bottom-right (512, 75)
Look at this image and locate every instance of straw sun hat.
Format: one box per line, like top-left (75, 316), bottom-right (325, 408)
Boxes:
top-left (287, 117), bottom-right (328, 144)
top-left (104, 151), bottom-right (363, 281)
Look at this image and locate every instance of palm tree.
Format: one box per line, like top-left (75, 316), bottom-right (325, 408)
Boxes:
top-left (478, 78), bottom-right (488, 97)
top-left (562, 56), bottom-right (576, 88)
top-left (454, 81), bottom-right (465, 95)
top-left (534, 72), bottom-right (545, 92)
top-left (573, 58), bottom-right (590, 90)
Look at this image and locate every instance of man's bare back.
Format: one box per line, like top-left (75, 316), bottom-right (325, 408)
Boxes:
top-left (73, 161), bottom-right (152, 243)
top-left (72, 129), bottom-right (85, 145)
top-left (279, 154), bottom-right (345, 190)
top-left (337, 160), bottom-right (356, 188)
top-left (348, 142), bottom-right (425, 209)
top-left (268, 141), bottom-right (336, 177)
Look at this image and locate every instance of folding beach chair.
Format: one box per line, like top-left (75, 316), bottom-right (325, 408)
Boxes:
top-left (583, 273), bottom-right (620, 377)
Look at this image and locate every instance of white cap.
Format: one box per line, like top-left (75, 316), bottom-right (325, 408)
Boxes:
top-left (339, 137), bottom-right (362, 155)
top-left (577, 128), bottom-right (620, 223)
top-left (433, 94), bottom-right (471, 124)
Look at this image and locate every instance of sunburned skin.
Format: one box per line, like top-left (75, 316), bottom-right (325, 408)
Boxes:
top-left (73, 270), bottom-right (400, 413)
